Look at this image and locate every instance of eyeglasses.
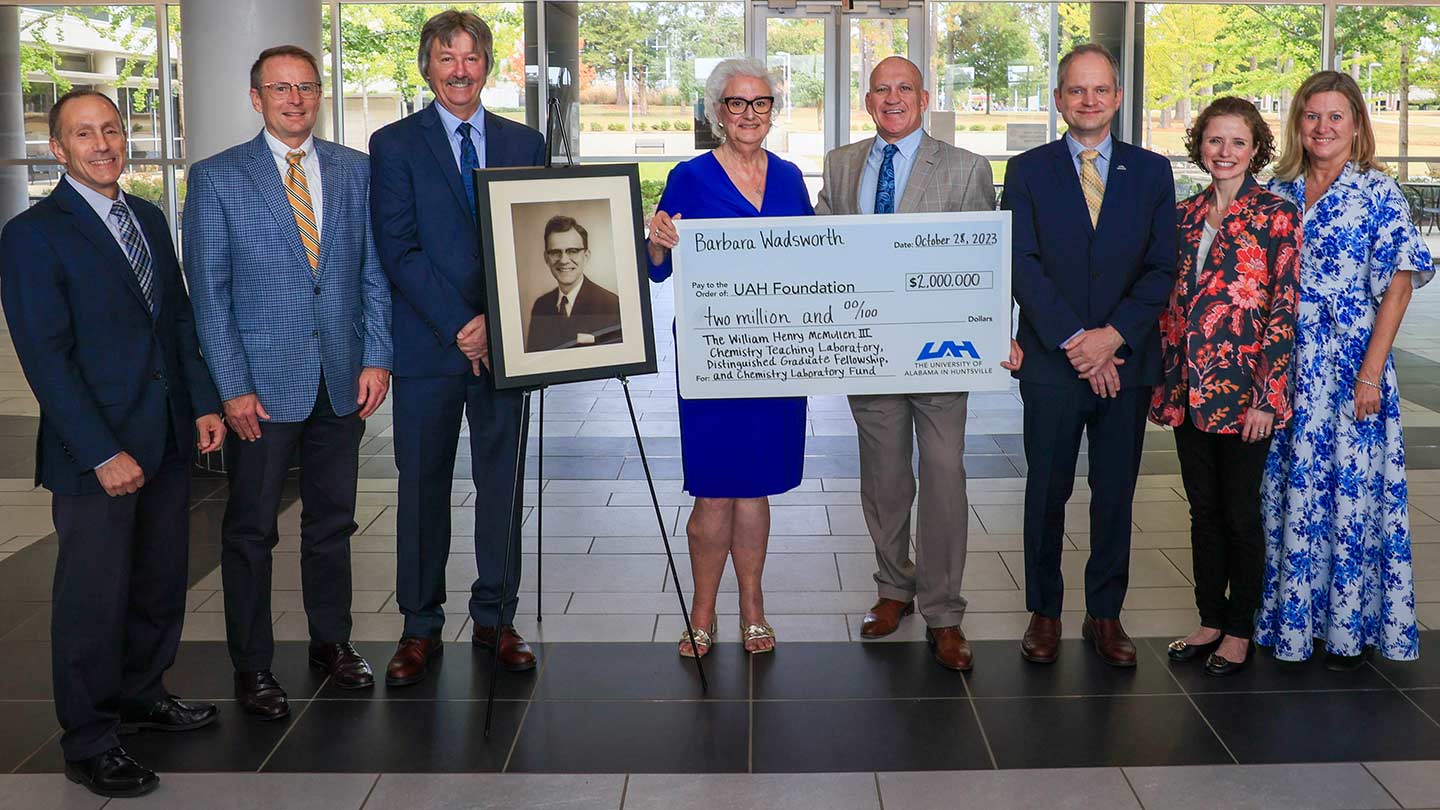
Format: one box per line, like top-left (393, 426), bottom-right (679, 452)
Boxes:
top-left (545, 247), bottom-right (587, 261)
top-left (722, 96), bottom-right (775, 115)
top-left (261, 81), bottom-right (321, 99)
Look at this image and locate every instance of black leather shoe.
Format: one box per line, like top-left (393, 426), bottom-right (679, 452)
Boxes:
top-left (1166, 635), bottom-right (1221, 663)
top-left (1204, 649), bottom-right (1251, 677)
top-left (1324, 648), bottom-right (1373, 672)
top-left (119, 695), bottom-right (219, 734)
top-left (235, 670), bottom-right (290, 720)
top-left (64, 746), bottom-right (158, 799)
top-left (309, 641), bottom-right (375, 689)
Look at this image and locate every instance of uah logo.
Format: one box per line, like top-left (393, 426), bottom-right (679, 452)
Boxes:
top-left (917, 340), bottom-right (980, 361)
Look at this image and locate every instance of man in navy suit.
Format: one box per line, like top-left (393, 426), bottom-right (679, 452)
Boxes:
top-left (0, 90), bottom-right (226, 798)
top-left (370, 10), bottom-right (546, 684)
top-left (1003, 44), bottom-right (1177, 667)
top-left (526, 215), bottom-right (623, 351)
top-left (185, 45), bottom-right (393, 719)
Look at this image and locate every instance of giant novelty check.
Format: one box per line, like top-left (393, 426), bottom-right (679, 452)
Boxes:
top-left (673, 211), bottom-right (1013, 399)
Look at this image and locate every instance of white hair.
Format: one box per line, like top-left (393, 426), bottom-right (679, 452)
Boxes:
top-left (702, 57), bottom-right (778, 142)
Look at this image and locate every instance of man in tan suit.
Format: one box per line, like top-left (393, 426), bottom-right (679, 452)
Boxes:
top-left (816, 56), bottom-right (1014, 672)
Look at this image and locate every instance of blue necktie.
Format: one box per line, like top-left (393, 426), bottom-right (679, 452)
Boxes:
top-left (108, 198), bottom-right (155, 312)
top-left (874, 143), bottom-right (899, 214)
top-left (457, 122), bottom-right (479, 216)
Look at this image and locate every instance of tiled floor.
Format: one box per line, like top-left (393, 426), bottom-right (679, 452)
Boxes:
top-left (7, 284), bottom-right (1440, 806)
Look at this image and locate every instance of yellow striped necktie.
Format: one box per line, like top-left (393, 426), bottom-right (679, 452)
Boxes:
top-left (1079, 149), bottom-right (1104, 228)
top-left (284, 150), bottom-right (320, 276)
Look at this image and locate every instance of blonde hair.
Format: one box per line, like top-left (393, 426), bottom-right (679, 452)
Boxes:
top-left (1273, 70), bottom-right (1384, 181)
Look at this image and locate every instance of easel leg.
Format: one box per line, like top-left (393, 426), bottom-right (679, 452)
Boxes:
top-left (537, 386), bottom-right (544, 623)
top-left (620, 376), bottom-right (707, 692)
top-left (485, 388), bottom-right (532, 737)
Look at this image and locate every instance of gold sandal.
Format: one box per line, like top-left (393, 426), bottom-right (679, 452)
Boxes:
top-left (678, 620), bottom-right (717, 659)
top-left (740, 619), bottom-right (777, 655)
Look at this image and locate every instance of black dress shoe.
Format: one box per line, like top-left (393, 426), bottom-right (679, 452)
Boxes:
top-left (309, 641), bottom-right (375, 689)
top-left (1166, 636), bottom-right (1221, 663)
top-left (64, 746), bottom-right (158, 799)
top-left (119, 695), bottom-right (219, 734)
top-left (1204, 648), bottom-right (1251, 677)
top-left (235, 670), bottom-right (290, 720)
top-left (1324, 647), bottom-right (1374, 672)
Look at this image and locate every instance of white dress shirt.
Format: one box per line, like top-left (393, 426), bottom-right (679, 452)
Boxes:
top-left (263, 129), bottom-right (323, 240)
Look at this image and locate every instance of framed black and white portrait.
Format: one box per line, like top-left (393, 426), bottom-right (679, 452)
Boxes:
top-left (476, 164), bottom-right (658, 389)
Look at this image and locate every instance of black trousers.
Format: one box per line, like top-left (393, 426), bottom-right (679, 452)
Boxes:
top-left (51, 442), bottom-right (189, 762)
top-left (1173, 418), bottom-right (1270, 639)
top-left (1020, 382), bottom-right (1149, 619)
top-left (220, 380), bottom-right (364, 672)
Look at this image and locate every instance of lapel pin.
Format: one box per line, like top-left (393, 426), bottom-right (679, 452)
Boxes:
top-left (1117, 164), bottom-right (1127, 171)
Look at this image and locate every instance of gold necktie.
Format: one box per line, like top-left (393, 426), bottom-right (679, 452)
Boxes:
top-left (284, 150), bottom-right (320, 275)
top-left (1079, 148), bottom-right (1104, 228)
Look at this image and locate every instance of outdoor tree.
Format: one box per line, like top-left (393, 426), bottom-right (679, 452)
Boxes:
top-left (941, 3), bottom-right (1036, 114)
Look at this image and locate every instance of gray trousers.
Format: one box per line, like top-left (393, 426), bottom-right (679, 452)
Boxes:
top-left (849, 392), bottom-right (970, 628)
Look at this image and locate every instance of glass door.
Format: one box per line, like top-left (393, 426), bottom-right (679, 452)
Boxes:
top-left (750, 0), bottom-right (924, 179)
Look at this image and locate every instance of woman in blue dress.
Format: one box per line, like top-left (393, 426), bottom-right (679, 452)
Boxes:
top-left (1258, 70), bottom-right (1433, 669)
top-left (646, 57), bottom-right (811, 658)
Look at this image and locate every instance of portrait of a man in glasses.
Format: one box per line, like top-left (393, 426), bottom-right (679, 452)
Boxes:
top-left (525, 214), bottom-right (623, 352)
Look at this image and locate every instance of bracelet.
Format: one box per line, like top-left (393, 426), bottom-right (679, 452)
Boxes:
top-left (1357, 377), bottom-right (1382, 390)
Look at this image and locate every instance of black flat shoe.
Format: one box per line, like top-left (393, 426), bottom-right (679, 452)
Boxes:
top-left (119, 695), bottom-right (219, 734)
top-left (1324, 648), bottom-right (1373, 672)
top-left (1204, 649), bottom-right (1251, 677)
top-left (1167, 636), bottom-right (1221, 663)
top-left (64, 746), bottom-right (158, 799)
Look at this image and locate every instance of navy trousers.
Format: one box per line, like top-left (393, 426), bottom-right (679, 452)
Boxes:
top-left (1019, 382), bottom-right (1149, 619)
top-left (392, 372), bottom-right (527, 638)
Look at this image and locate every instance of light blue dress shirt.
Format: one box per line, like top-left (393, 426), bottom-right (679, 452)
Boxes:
top-left (434, 102), bottom-right (488, 172)
top-left (65, 174), bottom-right (152, 259)
top-left (1064, 131), bottom-right (1112, 182)
top-left (857, 128), bottom-right (924, 215)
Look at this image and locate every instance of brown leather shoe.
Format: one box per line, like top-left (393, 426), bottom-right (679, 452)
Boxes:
top-left (1083, 615), bottom-right (1137, 667)
top-left (234, 671), bottom-right (289, 720)
top-left (860, 598), bottom-right (915, 639)
top-left (1021, 613), bottom-right (1061, 664)
top-left (309, 642), bottom-right (375, 689)
top-left (385, 637), bottom-right (443, 687)
top-left (473, 624), bottom-right (537, 672)
top-left (926, 626), bottom-right (974, 671)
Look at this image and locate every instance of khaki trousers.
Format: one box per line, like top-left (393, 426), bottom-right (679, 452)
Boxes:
top-left (849, 391), bottom-right (970, 627)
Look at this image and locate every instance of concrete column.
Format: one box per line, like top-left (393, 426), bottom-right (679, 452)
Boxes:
top-left (1088, 3), bottom-right (1142, 144)
top-left (0, 7), bottom-right (29, 227)
top-left (179, 0), bottom-right (322, 163)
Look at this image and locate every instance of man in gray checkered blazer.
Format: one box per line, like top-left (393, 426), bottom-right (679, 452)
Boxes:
top-left (815, 56), bottom-right (1011, 673)
top-left (183, 45), bottom-right (392, 719)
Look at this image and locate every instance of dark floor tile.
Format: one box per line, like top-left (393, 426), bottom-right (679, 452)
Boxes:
top-left (533, 642), bottom-right (746, 701)
top-left (751, 699), bottom-right (990, 772)
top-left (1405, 426), bottom-right (1440, 448)
top-left (1372, 643), bottom-right (1440, 689)
top-left (1408, 445), bottom-right (1440, 471)
top-left (185, 500), bottom-right (228, 588)
top-left (1400, 688), bottom-right (1440, 727)
top-left (357, 457), bottom-right (399, 479)
top-left (1139, 453), bottom-right (1182, 475)
top-left (1141, 638), bottom-right (1395, 693)
top-left (0, 604), bottom-right (49, 641)
top-left (525, 456), bottom-right (624, 480)
top-left (0, 601), bottom-right (45, 640)
top-left (532, 436), bottom-right (681, 457)
top-left (0, 414), bottom-right (39, 437)
top-left (506, 700), bottom-right (748, 773)
top-left (1193, 690), bottom-right (1440, 763)
top-left (0, 701), bottom-right (58, 772)
top-left (0, 542), bottom-right (58, 601)
top-left (976, 694), bottom-right (1232, 768)
top-left (620, 457), bottom-right (683, 480)
top-left (313, 641), bottom-right (537, 701)
top-left (752, 642), bottom-right (968, 700)
top-left (263, 699), bottom-right (524, 772)
top-left (165, 642), bottom-right (329, 703)
top-left (0, 641), bottom-right (54, 699)
top-left (798, 455), bottom-right (863, 478)
top-left (20, 700), bottom-right (298, 773)
top-left (964, 455), bottom-right (1022, 479)
top-left (964, 640), bottom-right (1181, 697)
top-left (0, 436), bottom-right (37, 468)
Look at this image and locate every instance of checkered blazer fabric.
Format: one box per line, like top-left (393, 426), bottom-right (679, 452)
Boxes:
top-left (183, 132), bottom-right (392, 423)
top-left (814, 133), bottom-right (995, 216)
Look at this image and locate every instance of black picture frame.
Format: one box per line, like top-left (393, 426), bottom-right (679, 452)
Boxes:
top-left (475, 164), bottom-right (658, 390)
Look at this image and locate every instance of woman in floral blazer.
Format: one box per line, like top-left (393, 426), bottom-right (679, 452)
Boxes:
top-left (1151, 97), bottom-right (1300, 676)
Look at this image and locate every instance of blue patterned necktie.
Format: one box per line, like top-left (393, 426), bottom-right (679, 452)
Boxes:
top-left (108, 198), bottom-right (155, 312)
top-left (874, 143), bottom-right (900, 214)
top-left (457, 122), bottom-right (479, 216)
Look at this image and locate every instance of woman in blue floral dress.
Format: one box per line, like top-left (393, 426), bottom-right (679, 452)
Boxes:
top-left (1258, 71), bottom-right (1434, 669)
